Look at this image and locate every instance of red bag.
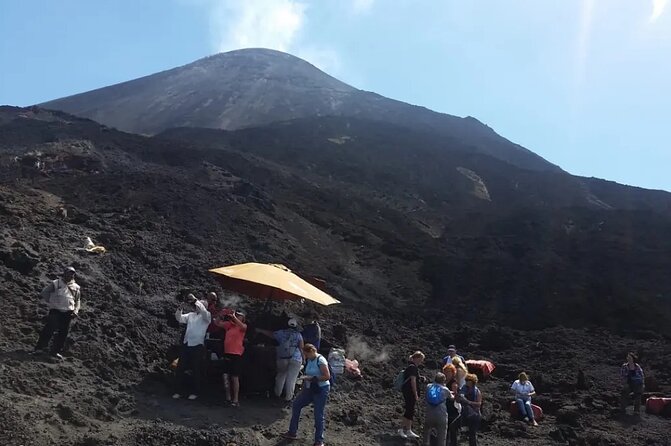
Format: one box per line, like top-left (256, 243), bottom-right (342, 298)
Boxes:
top-left (510, 400), bottom-right (544, 420)
top-left (465, 360), bottom-right (495, 377)
top-left (645, 397), bottom-right (671, 415)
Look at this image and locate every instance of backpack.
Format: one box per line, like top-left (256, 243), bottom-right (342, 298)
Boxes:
top-left (277, 330), bottom-right (300, 359)
top-left (394, 369), bottom-right (409, 392)
top-left (327, 348), bottom-right (346, 375)
top-left (426, 383), bottom-right (446, 406)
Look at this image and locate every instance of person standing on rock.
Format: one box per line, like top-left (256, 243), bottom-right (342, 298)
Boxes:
top-left (301, 316), bottom-right (321, 351)
top-left (258, 319), bottom-right (305, 403)
top-left (282, 343), bottom-right (330, 446)
top-left (422, 372), bottom-right (453, 446)
top-left (451, 356), bottom-right (468, 389)
top-left (442, 345), bottom-right (465, 366)
top-left (215, 309), bottom-right (247, 407)
top-left (458, 374), bottom-right (482, 446)
top-left (34, 266), bottom-right (81, 360)
top-left (442, 363), bottom-right (461, 446)
top-left (172, 294), bottom-right (211, 401)
top-left (398, 351), bottom-right (425, 440)
top-left (620, 352), bottom-right (645, 415)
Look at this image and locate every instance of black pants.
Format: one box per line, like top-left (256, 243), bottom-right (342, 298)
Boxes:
top-left (465, 415), bottom-right (480, 446)
top-left (36, 309), bottom-right (73, 355)
top-left (447, 409), bottom-right (460, 446)
top-left (174, 344), bottom-right (205, 395)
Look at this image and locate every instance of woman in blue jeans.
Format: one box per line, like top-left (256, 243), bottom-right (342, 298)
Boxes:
top-left (511, 372), bottom-right (538, 426)
top-left (283, 343), bottom-right (330, 446)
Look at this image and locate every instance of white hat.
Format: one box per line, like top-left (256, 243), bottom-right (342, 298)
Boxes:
top-left (288, 318), bottom-right (298, 328)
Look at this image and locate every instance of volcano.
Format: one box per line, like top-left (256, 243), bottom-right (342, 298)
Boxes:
top-left (41, 48), bottom-right (557, 172)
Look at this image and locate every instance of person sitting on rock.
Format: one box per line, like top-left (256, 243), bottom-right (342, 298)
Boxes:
top-left (172, 294), bottom-right (211, 401)
top-left (451, 356), bottom-right (468, 389)
top-left (441, 363), bottom-right (461, 446)
top-left (620, 352), bottom-right (645, 415)
top-left (34, 266), bottom-right (81, 360)
top-left (511, 372), bottom-right (538, 425)
top-left (422, 372), bottom-right (454, 446)
top-left (458, 374), bottom-right (482, 446)
top-left (398, 350), bottom-right (425, 440)
top-left (257, 318), bottom-right (304, 402)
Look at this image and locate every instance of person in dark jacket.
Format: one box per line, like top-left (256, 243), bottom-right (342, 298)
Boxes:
top-left (620, 352), bottom-right (644, 415)
top-left (34, 267), bottom-right (82, 360)
top-left (458, 374), bottom-right (482, 446)
top-left (302, 318), bottom-right (321, 350)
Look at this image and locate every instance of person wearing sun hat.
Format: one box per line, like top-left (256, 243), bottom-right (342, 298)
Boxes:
top-left (34, 266), bottom-right (82, 360)
top-left (257, 318), bottom-right (305, 402)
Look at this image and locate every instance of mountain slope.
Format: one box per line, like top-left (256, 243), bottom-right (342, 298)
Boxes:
top-left (40, 48), bottom-right (558, 172)
top-left (2, 107), bottom-right (671, 446)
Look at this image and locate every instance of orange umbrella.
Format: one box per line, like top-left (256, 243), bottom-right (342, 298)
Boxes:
top-left (209, 263), bottom-right (340, 306)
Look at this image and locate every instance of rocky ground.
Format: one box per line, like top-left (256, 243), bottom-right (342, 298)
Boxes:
top-left (1, 107), bottom-right (670, 445)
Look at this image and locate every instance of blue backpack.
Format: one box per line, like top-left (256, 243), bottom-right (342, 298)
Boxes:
top-left (426, 383), bottom-right (446, 406)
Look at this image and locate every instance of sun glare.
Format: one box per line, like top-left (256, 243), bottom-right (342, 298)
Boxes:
top-left (650, 0), bottom-right (668, 22)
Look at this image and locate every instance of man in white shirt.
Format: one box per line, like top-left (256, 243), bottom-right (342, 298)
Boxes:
top-left (34, 267), bottom-right (82, 360)
top-left (173, 294), bottom-right (211, 400)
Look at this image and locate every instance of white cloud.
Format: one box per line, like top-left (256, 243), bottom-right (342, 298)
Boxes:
top-left (203, 0), bottom-right (346, 78)
top-left (650, 0), bottom-right (668, 22)
top-left (210, 0), bottom-right (307, 52)
top-left (351, 0), bottom-right (375, 15)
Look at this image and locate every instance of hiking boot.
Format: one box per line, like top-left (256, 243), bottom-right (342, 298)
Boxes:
top-left (397, 429), bottom-right (408, 439)
top-left (187, 394), bottom-right (198, 400)
top-left (406, 430), bottom-right (420, 439)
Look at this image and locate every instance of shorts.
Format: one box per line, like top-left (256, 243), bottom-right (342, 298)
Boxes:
top-left (223, 353), bottom-right (242, 376)
top-left (402, 390), bottom-right (416, 420)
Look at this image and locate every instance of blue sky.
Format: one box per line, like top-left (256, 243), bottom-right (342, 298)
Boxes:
top-left (1, 0), bottom-right (669, 190)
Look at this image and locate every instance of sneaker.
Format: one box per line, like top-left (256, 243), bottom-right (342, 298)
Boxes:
top-left (532, 420), bottom-right (539, 426)
top-left (406, 430), bottom-right (420, 439)
top-left (397, 429), bottom-right (408, 439)
top-left (51, 353), bottom-right (64, 361)
top-left (282, 432), bottom-right (298, 440)
top-left (172, 393), bottom-right (181, 399)
top-left (187, 394), bottom-right (198, 400)
top-left (523, 416), bottom-right (529, 422)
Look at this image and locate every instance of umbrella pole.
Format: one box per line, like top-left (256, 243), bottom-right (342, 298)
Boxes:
top-left (263, 289), bottom-right (274, 312)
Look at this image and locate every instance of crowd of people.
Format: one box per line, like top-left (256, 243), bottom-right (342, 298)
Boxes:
top-left (31, 268), bottom-right (650, 446)
top-left (170, 291), bottom-right (331, 446)
top-left (395, 346), bottom-right (649, 446)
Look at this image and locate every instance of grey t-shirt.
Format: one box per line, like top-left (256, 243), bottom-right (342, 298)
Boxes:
top-left (425, 384), bottom-right (452, 418)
